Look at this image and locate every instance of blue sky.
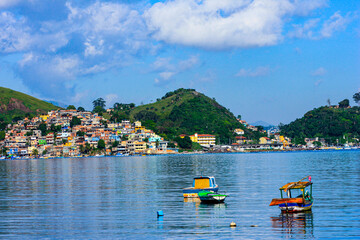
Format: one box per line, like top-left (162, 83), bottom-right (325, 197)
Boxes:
top-left (0, 0), bottom-right (359, 124)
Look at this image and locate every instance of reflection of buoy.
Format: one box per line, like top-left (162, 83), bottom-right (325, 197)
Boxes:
top-left (230, 222), bottom-right (236, 227)
top-left (250, 225), bottom-right (258, 227)
top-left (157, 210), bottom-right (164, 217)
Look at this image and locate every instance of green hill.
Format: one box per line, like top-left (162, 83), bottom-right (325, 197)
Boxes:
top-left (112, 88), bottom-right (258, 143)
top-left (280, 106), bottom-right (360, 144)
top-left (0, 87), bottom-right (60, 123)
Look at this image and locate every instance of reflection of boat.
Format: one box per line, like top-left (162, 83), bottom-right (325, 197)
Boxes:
top-left (183, 176), bottom-right (219, 198)
top-left (198, 190), bottom-right (227, 203)
top-left (270, 176), bottom-right (313, 212)
top-left (271, 212), bottom-right (314, 238)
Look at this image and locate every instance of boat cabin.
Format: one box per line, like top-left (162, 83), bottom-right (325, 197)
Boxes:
top-left (183, 176), bottom-right (219, 198)
top-left (192, 176), bottom-right (217, 189)
top-left (279, 181), bottom-right (313, 199)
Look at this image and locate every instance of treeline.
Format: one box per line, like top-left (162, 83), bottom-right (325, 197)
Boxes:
top-left (280, 106), bottom-right (360, 144)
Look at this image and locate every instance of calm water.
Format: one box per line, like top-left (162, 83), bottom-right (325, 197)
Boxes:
top-left (0, 151), bottom-right (359, 239)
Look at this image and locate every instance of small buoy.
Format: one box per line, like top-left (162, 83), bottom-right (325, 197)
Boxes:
top-left (230, 221), bottom-right (236, 227)
top-left (250, 225), bottom-right (258, 227)
top-left (157, 210), bottom-right (164, 217)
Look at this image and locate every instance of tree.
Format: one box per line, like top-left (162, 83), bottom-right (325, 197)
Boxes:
top-left (93, 98), bottom-right (106, 109)
top-left (67, 105), bottom-right (76, 110)
top-left (175, 136), bottom-right (192, 149)
top-left (93, 106), bottom-right (105, 114)
top-left (76, 131), bottom-right (85, 136)
top-left (70, 116), bottom-right (81, 127)
top-left (77, 106), bottom-right (85, 112)
top-left (0, 131), bottom-right (5, 140)
top-left (237, 115), bottom-right (242, 120)
top-left (168, 142), bottom-right (175, 148)
top-left (338, 99), bottom-right (349, 108)
top-left (39, 123), bottom-right (47, 136)
top-left (32, 148), bottom-right (39, 156)
top-left (327, 99), bottom-right (331, 106)
top-left (97, 139), bottom-right (105, 149)
top-left (353, 92), bottom-right (360, 105)
top-left (112, 141), bottom-right (119, 148)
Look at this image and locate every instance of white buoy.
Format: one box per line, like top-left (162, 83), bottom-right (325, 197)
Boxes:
top-left (230, 221), bottom-right (236, 227)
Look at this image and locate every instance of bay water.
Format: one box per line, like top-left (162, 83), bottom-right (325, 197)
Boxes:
top-left (0, 150), bottom-right (359, 239)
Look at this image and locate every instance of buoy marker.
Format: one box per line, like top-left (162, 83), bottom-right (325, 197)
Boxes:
top-left (230, 221), bottom-right (236, 227)
top-left (157, 210), bottom-right (164, 217)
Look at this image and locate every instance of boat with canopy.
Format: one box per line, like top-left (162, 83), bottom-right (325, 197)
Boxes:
top-left (270, 176), bottom-right (313, 212)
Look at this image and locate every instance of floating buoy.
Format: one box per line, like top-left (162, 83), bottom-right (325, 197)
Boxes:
top-left (157, 210), bottom-right (164, 217)
top-left (250, 225), bottom-right (258, 227)
top-left (230, 221), bottom-right (236, 227)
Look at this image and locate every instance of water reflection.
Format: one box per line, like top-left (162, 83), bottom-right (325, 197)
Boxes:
top-left (271, 212), bottom-right (314, 238)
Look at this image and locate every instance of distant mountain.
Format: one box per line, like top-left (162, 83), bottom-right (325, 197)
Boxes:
top-left (250, 121), bottom-right (273, 127)
top-left (0, 87), bottom-right (60, 122)
top-left (112, 88), bottom-right (263, 143)
top-left (45, 100), bottom-right (68, 109)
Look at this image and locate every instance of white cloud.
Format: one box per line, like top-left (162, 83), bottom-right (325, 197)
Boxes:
top-left (153, 55), bottom-right (200, 86)
top-left (321, 11), bottom-right (352, 38)
top-left (289, 11), bottom-right (354, 39)
top-left (0, 12), bottom-right (32, 53)
top-left (311, 67), bottom-right (326, 76)
top-left (235, 66), bottom-right (270, 77)
top-left (144, 0), bottom-right (326, 49)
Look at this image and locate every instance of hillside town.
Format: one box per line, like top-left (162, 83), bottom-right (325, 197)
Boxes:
top-left (0, 109), bottom-right (179, 159)
top-left (1, 108), bottom-right (358, 159)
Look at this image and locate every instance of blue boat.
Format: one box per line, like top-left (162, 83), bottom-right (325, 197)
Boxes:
top-left (183, 176), bottom-right (218, 198)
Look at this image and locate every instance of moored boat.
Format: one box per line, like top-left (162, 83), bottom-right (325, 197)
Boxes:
top-left (270, 176), bottom-right (313, 213)
top-left (198, 190), bottom-right (227, 203)
top-left (183, 176), bottom-right (218, 198)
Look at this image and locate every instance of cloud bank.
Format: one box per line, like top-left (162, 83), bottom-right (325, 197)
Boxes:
top-left (0, 0), bottom-right (355, 102)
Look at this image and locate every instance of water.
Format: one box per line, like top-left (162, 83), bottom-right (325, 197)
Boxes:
top-left (0, 151), bottom-right (359, 239)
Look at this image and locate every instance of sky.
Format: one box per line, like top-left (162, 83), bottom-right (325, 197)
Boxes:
top-left (0, 0), bottom-right (359, 125)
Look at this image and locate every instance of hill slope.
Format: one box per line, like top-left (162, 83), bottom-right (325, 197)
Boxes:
top-left (114, 88), bottom-right (248, 143)
top-left (0, 87), bottom-right (60, 122)
top-left (280, 106), bottom-right (360, 143)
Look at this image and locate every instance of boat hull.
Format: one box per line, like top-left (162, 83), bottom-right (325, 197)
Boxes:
top-left (183, 187), bottom-right (219, 198)
top-left (279, 201), bottom-right (313, 213)
top-left (199, 195), bottom-right (226, 203)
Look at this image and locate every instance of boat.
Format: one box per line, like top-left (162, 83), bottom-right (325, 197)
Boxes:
top-left (270, 176), bottom-right (313, 212)
top-left (183, 176), bottom-right (218, 198)
top-left (198, 190), bottom-right (227, 203)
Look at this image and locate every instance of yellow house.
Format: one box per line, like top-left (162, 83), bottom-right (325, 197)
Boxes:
top-left (259, 137), bottom-right (270, 144)
top-left (40, 115), bottom-right (49, 121)
top-left (134, 141), bottom-right (147, 153)
top-left (189, 133), bottom-right (216, 146)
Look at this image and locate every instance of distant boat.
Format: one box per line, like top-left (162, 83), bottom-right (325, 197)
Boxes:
top-left (343, 144), bottom-right (351, 150)
top-left (198, 190), bottom-right (227, 203)
top-left (183, 176), bottom-right (219, 198)
top-left (270, 176), bottom-right (313, 213)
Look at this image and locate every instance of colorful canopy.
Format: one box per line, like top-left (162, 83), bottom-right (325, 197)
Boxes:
top-left (279, 181), bottom-right (312, 190)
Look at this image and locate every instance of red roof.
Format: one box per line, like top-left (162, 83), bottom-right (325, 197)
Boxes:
top-left (236, 136), bottom-right (246, 139)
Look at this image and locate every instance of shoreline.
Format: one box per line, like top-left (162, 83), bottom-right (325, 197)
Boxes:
top-left (1, 147), bottom-right (358, 161)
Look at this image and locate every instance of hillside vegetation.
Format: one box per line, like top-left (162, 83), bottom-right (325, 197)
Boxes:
top-left (113, 88), bottom-right (252, 143)
top-left (280, 106), bottom-right (360, 143)
top-left (0, 87), bottom-right (60, 123)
